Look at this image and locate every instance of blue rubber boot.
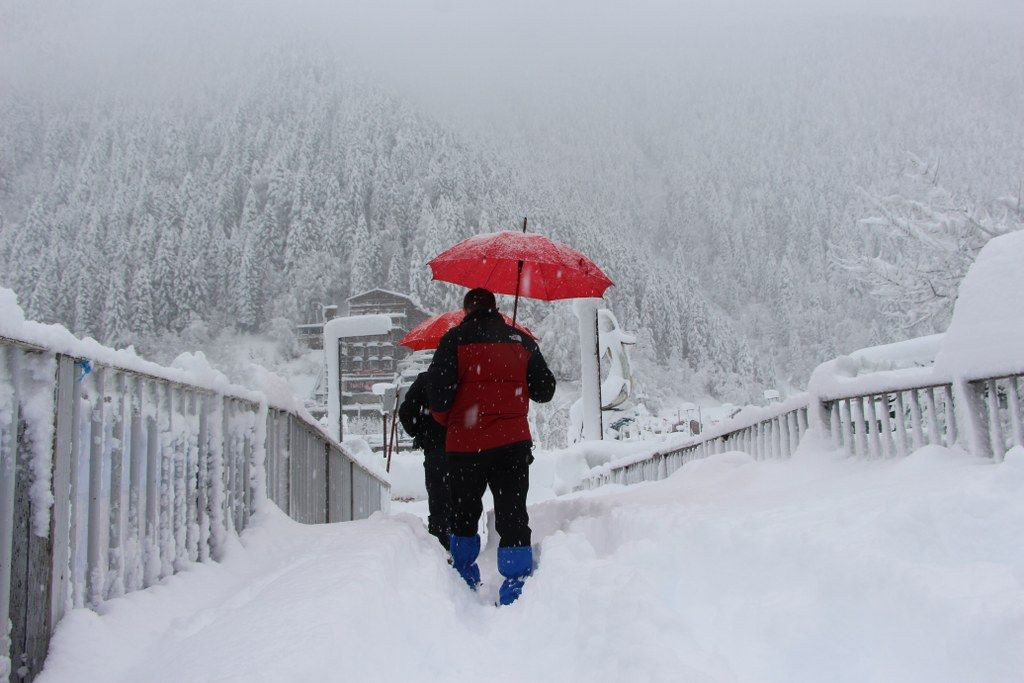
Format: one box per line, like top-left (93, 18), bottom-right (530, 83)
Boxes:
top-left (498, 546), bottom-right (533, 606)
top-left (449, 534), bottom-right (481, 590)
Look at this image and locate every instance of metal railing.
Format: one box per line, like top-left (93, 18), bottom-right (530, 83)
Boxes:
top-left (969, 374), bottom-right (1024, 460)
top-left (577, 403), bottom-right (810, 491)
top-left (0, 337), bottom-right (388, 680)
top-left (824, 381), bottom-right (957, 459)
top-left (576, 372), bottom-right (1023, 492)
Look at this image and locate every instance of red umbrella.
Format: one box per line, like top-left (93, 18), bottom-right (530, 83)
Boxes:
top-left (400, 310), bottom-right (536, 351)
top-left (428, 218), bottom-right (613, 322)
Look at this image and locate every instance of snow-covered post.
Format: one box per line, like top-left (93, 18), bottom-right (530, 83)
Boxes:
top-left (0, 346), bottom-right (18, 680)
top-left (952, 378), bottom-right (991, 458)
top-left (324, 315), bottom-right (393, 443)
top-left (573, 298), bottom-right (603, 441)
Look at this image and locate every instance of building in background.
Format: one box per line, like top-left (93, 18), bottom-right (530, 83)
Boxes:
top-left (340, 289), bottom-right (432, 420)
top-left (305, 289), bottom-right (433, 423)
top-left (296, 302), bottom-right (340, 350)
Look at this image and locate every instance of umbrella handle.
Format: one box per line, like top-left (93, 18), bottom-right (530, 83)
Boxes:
top-left (512, 260), bottom-right (523, 324)
top-left (512, 216), bottom-right (527, 324)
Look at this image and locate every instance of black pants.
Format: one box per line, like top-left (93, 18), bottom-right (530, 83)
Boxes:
top-left (423, 448), bottom-right (451, 551)
top-left (448, 442), bottom-right (532, 548)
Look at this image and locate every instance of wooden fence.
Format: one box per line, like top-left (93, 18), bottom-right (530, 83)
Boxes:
top-left (0, 336), bottom-right (388, 681)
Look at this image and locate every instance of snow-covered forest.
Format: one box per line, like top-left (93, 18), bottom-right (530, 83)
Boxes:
top-left (1, 0), bottom-right (1021, 402)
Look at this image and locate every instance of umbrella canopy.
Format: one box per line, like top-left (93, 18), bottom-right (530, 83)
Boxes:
top-left (399, 310), bottom-right (536, 351)
top-left (428, 231), bottom-right (613, 302)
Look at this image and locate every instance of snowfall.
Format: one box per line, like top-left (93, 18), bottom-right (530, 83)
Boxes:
top-left (38, 435), bottom-right (1024, 682)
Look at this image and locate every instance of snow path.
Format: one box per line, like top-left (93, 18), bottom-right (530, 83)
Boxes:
top-left (40, 446), bottom-right (1024, 682)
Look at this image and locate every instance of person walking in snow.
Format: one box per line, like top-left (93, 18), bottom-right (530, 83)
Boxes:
top-left (427, 287), bottom-right (556, 605)
top-left (398, 371), bottom-right (451, 551)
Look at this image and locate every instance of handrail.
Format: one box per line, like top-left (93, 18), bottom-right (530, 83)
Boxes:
top-left (0, 334), bottom-right (389, 680)
top-left (576, 370), bottom-right (1023, 492)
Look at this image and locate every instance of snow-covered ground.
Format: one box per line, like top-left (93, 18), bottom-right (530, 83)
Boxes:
top-left (39, 441), bottom-right (1024, 682)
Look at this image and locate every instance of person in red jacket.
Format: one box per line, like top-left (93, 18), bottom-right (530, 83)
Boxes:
top-left (427, 288), bottom-right (556, 605)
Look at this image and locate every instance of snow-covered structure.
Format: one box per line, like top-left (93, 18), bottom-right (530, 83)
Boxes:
top-left (0, 289), bottom-right (389, 679)
top-left (569, 301), bottom-right (638, 445)
top-left (581, 230), bottom-right (1024, 489)
top-left (324, 314), bottom-right (393, 441)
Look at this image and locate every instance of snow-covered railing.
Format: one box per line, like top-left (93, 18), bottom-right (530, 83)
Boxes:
top-left (0, 333), bottom-right (388, 680)
top-left (577, 231), bottom-right (1024, 492)
top-left (822, 374), bottom-right (1022, 461)
top-left (575, 369), bottom-right (1023, 493)
top-left (576, 399), bottom-right (811, 491)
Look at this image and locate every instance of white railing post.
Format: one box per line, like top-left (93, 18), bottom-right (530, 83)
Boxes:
top-left (953, 378), bottom-right (992, 458)
top-left (157, 383), bottom-right (172, 578)
top-left (107, 372), bottom-right (126, 600)
top-left (1008, 377), bottom-right (1023, 449)
top-left (127, 376), bottom-right (145, 591)
top-left (924, 387), bottom-right (941, 446)
top-left (68, 363), bottom-right (85, 608)
top-left (864, 397), bottom-right (881, 459)
top-left (986, 379), bottom-right (1006, 461)
top-left (877, 394), bottom-right (894, 458)
top-left (0, 346), bottom-right (20, 677)
top-left (839, 399), bottom-right (854, 456)
top-left (143, 381), bottom-right (160, 588)
top-left (86, 367), bottom-right (106, 608)
top-left (828, 402), bottom-right (841, 449)
top-left (196, 395), bottom-right (210, 563)
top-left (907, 389), bottom-right (925, 451)
top-left (942, 385), bottom-right (958, 447)
top-left (893, 392), bottom-right (909, 457)
top-left (780, 414), bottom-right (791, 458)
top-left (183, 392), bottom-right (198, 562)
top-left (172, 386), bottom-right (188, 571)
top-left (48, 355), bottom-right (76, 635)
top-left (208, 394), bottom-right (226, 560)
top-left (850, 397), bottom-right (866, 458)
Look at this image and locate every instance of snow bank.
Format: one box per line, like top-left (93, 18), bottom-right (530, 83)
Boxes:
top-left (847, 333), bottom-right (944, 370)
top-left (807, 334), bottom-right (947, 400)
top-left (935, 229), bottom-right (1024, 380)
top-left (388, 452), bottom-right (426, 500)
top-left (39, 444), bottom-right (1024, 682)
top-left (810, 231), bottom-right (1024, 401)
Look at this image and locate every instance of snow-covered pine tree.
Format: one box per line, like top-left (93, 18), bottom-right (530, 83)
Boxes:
top-left (102, 265), bottom-right (131, 348)
top-left (130, 259), bottom-right (156, 337)
top-left (237, 233), bottom-right (263, 331)
top-left (27, 251), bottom-right (59, 323)
top-left (349, 212), bottom-right (384, 295)
top-left (834, 155), bottom-right (1023, 336)
top-left (176, 205), bottom-right (210, 322)
top-left (151, 213), bottom-right (181, 328)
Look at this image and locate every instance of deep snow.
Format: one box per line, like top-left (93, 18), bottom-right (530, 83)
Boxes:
top-left (38, 440), bottom-right (1024, 683)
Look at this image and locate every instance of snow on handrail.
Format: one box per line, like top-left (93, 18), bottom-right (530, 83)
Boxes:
top-left (576, 368), bottom-right (1023, 492)
top-left (578, 231), bottom-right (1024, 493)
top-left (576, 400), bottom-right (811, 491)
top-left (0, 300), bottom-right (390, 679)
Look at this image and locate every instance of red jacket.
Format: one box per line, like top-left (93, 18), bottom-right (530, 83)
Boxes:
top-left (427, 309), bottom-right (556, 455)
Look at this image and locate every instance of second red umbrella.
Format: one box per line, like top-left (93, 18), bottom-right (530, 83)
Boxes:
top-left (399, 310), bottom-right (536, 351)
